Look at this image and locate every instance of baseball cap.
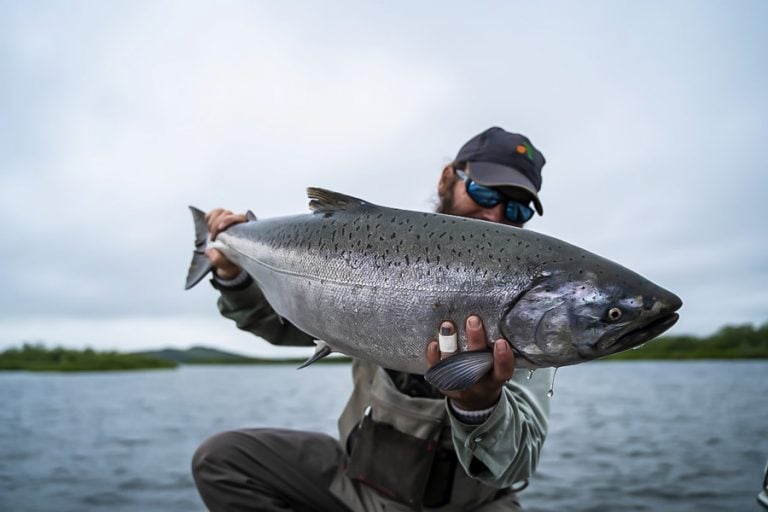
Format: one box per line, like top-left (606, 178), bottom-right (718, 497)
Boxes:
top-left (453, 127), bottom-right (546, 215)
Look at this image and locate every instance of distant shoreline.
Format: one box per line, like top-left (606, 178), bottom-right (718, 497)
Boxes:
top-left (0, 345), bottom-right (178, 372)
top-left (2, 322), bottom-right (766, 372)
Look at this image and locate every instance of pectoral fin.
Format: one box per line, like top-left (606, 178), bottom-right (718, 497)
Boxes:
top-left (424, 350), bottom-right (494, 391)
top-left (297, 341), bottom-right (333, 369)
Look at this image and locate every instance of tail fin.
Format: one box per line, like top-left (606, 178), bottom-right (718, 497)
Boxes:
top-left (185, 206), bottom-right (214, 290)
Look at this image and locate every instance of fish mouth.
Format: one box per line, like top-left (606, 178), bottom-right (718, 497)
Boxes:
top-left (602, 312), bottom-right (680, 352)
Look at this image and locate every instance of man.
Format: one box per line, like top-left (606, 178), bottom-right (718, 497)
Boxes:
top-left (192, 127), bottom-right (553, 511)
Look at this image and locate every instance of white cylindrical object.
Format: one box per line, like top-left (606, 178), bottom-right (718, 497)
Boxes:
top-left (439, 330), bottom-right (458, 354)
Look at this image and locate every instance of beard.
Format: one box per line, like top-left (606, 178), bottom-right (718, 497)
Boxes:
top-left (435, 176), bottom-right (458, 215)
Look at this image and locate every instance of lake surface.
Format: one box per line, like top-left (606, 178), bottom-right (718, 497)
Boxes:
top-left (1, 361), bottom-right (766, 512)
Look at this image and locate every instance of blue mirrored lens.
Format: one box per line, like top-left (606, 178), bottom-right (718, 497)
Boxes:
top-left (505, 201), bottom-right (534, 223)
top-left (466, 181), bottom-right (503, 207)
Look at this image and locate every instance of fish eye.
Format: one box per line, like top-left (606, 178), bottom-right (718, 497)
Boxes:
top-left (607, 307), bottom-right (622, 322)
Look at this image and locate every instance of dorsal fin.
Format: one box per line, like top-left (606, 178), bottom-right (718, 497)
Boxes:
top-left (245, 210), bottom-right (258, 222)
top-left (307, 187), bottom-right (370, 213)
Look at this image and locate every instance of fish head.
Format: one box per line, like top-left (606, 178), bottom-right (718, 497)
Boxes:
top-left (501, 264), bottom-right (682, 367)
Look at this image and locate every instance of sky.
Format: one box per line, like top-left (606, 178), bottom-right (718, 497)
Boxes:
top-left (1, 1), bottom-right (766, 358)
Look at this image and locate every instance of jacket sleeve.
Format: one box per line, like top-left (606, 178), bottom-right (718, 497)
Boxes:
top-left (446, 368), bottom-right (552, 488)
top-left (214, 278), bottom-right (316, 347)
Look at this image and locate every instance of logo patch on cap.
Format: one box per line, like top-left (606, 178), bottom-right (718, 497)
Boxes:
top-left (516, 143), bottom-right (534, 162)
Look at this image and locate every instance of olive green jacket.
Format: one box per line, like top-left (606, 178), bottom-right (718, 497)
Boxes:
top-left (217, 280), bottom-right (552, 491)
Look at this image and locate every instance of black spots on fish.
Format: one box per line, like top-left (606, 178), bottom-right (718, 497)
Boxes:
top-left (436, 243), bottom-right (442, 251)
top-left (438, 232), bottom-right (446, 239)
top-left (390, 232), bottom-right (396, 239)
top-left (423, 222), bottom-right (429, 229)
top-left (448, 235), bottom-right (454, 241)
top-left (405, 255), bottom-right (410, 265)
top-left (376, 212), bottom-right (383, 219)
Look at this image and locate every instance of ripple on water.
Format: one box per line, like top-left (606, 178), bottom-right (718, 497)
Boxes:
top-left (1, 362), bottom-right (766, 512)
top-left (81, 491), bottom-right (134, 506)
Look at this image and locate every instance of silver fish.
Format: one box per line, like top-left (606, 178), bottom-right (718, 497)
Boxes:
top-left (186, 188), bottom-right (682, 390)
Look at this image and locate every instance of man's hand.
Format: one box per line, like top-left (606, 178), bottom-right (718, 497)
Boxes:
top-left (426, 315), bottom-right (515, 411)
top-left (204, 208), bottom-right (248, 280)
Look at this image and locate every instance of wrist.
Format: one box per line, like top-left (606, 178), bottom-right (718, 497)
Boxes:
top-left (449, 399), bottom-right (497, 425)
top-left (211, 270), bottom-right (251, 290)
top-left (214, 266), bottom-right (242, 280)
top-left (450, 388), bottom-right (502, 412)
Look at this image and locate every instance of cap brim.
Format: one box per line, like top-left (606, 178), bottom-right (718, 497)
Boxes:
top-left (468, 161), bottom-right (543, 215)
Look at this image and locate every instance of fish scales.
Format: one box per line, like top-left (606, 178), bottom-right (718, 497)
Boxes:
top-left (216, 210), bottom-right (541, 373)
top-left (187, 188), bottom-right (682, 389)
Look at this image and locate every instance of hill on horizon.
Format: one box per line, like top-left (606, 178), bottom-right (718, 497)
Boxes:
top-left (135, 346), bottom-right (351, 365)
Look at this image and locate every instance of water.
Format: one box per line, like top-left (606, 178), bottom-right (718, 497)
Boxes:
top-left (1, 362), bottom-right (766, 512)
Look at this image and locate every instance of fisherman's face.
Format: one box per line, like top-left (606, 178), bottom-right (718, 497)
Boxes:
top-left (437, 166), bottom-right (535, 228)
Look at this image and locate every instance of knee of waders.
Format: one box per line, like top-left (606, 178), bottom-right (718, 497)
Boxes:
top-left (191, 430), bottom-right (244, 480)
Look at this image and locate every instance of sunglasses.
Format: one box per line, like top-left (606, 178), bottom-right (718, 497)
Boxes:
top-left (455, 169), bottom-right (535, 224)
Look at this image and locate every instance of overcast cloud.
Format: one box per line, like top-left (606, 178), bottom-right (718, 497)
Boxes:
top-left (1, 1), bottom-right (766, 357)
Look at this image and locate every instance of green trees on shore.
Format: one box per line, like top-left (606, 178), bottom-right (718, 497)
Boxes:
top-left (0, 344), bottom-right (177, 371)
top-left (607, 322), bottom-right (768, 360)
top-left (1, 321), bottom-right (766, 371)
